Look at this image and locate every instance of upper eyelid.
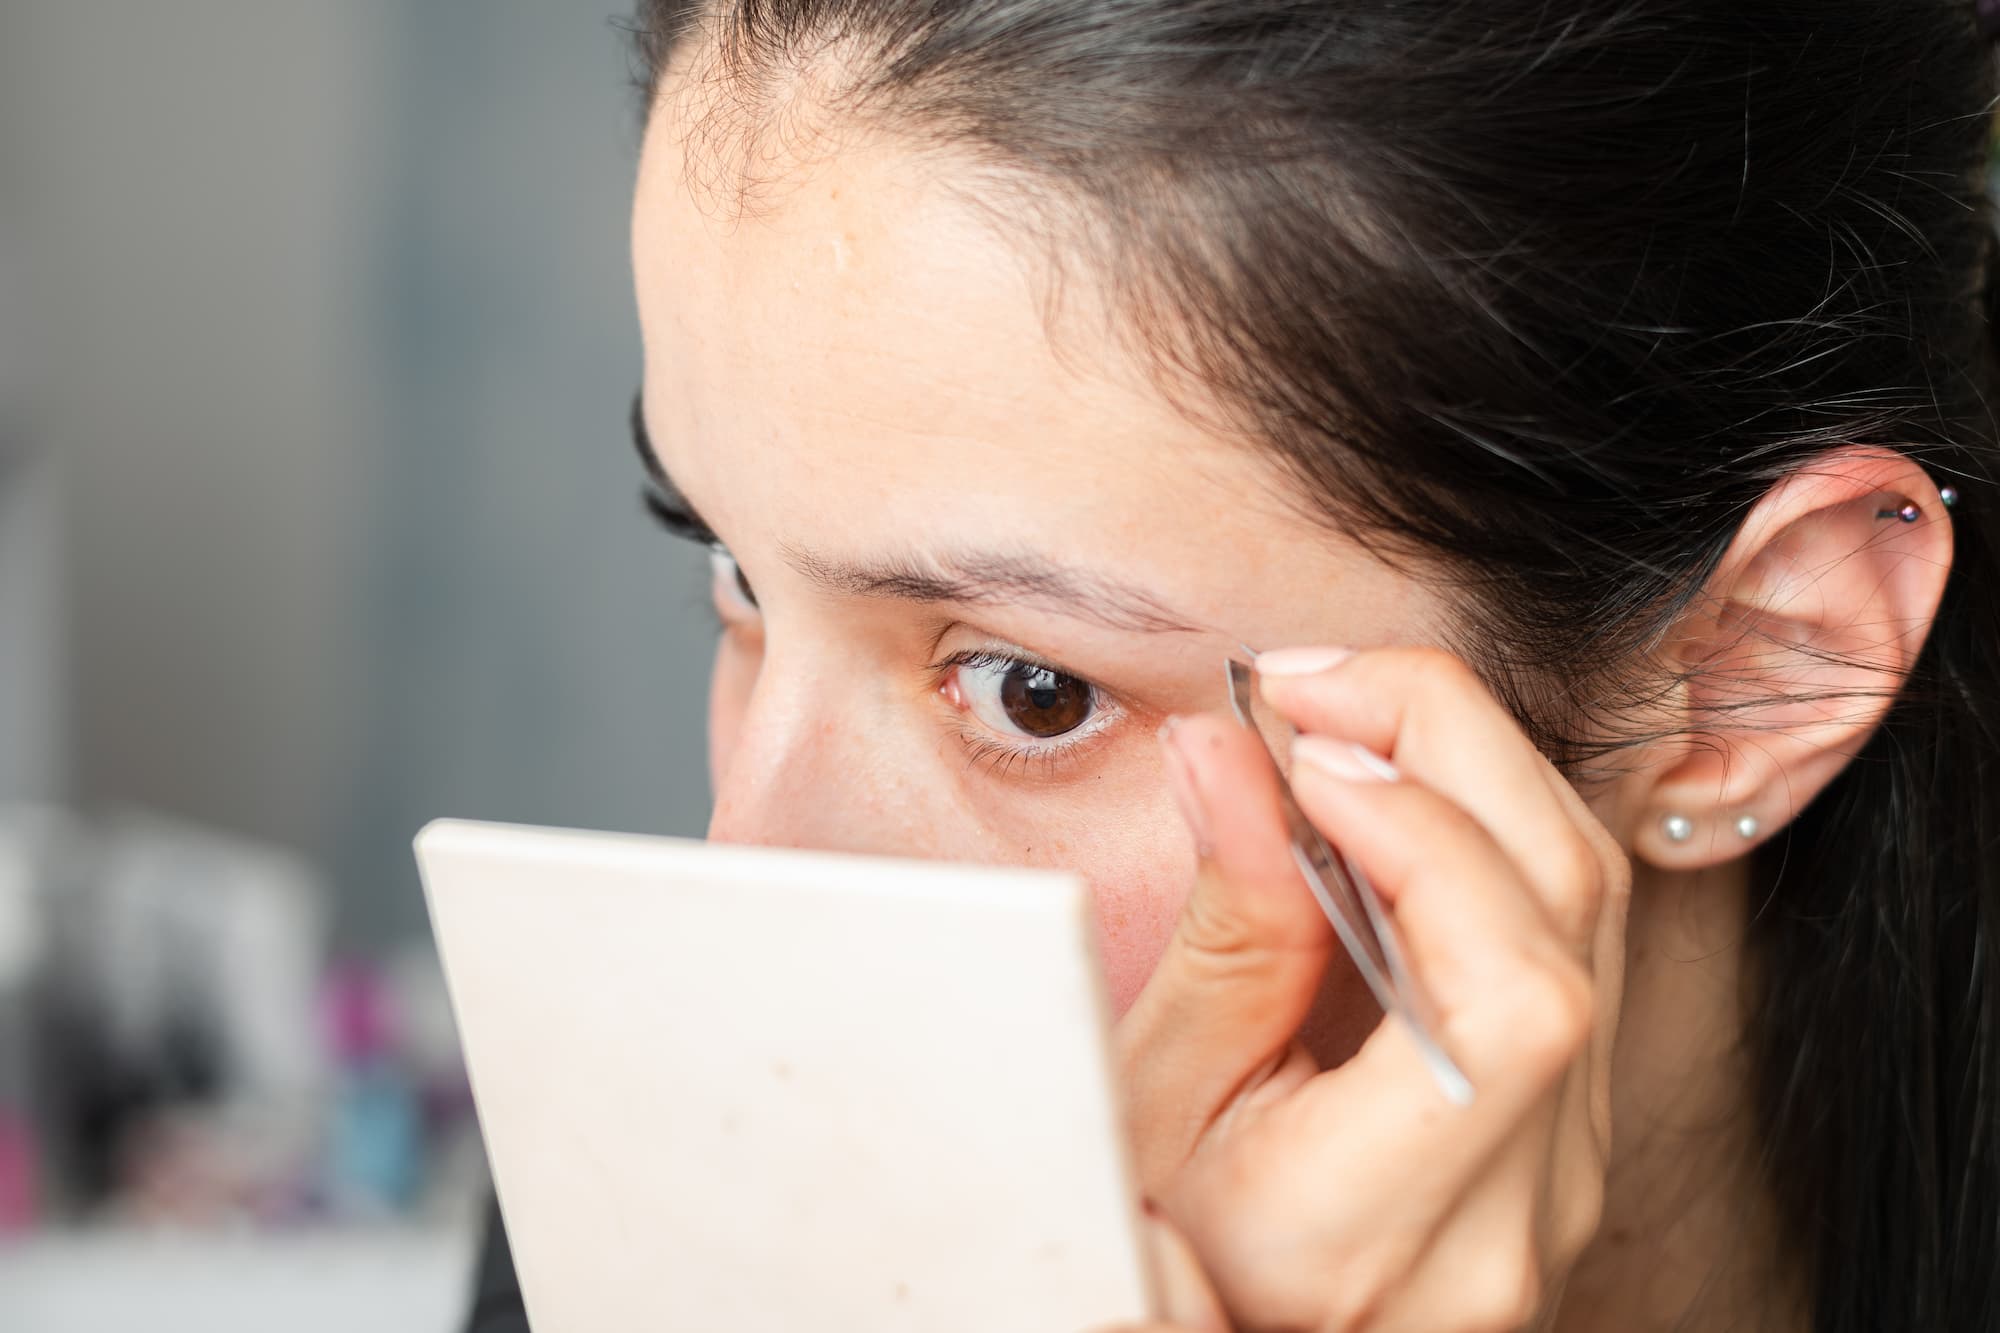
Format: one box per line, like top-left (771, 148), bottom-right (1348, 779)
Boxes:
top-left (630, 396), bottom-right (723, 538)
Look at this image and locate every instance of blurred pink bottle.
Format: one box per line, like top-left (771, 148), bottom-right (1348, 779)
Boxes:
top-left (0, 1108), bottom-right (37, 1234)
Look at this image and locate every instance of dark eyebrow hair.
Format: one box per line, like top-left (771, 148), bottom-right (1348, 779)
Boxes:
top-left (781, 544), bottom-right (1208, 635)
top-left (629, 389), bottom-right (1209, 636)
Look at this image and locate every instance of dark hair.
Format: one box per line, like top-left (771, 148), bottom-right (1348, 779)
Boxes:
top-left (630, 3), bottom-right (2000, 1327)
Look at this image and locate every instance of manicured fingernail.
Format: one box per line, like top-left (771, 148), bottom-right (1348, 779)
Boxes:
top-left (1157, 717), bottom-right (1216, 856)
top-left (1291, 734), bottom-right (1400, 783)
top-left (1253, 645), bottom-right (1354, 676)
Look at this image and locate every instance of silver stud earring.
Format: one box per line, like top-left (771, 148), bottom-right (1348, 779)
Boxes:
top-left (1661, 813), bottom-right (1694, 843)
top-left (1734, 813), bottom-right (1760, 839)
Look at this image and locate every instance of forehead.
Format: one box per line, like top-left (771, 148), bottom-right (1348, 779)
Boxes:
top-left (628, 86), bottom-right (1427, 641)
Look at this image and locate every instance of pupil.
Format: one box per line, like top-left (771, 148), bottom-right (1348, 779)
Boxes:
top-left (999, 664), bottom-right (1090, 738)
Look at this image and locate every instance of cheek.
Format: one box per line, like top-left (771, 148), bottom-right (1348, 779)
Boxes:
top-left (705, 633), bottom-right (757, 794)
top-left (1070, 818), bottom-right (1196, 1019)
top-left (703, 632), bottom-right (1192, 1013)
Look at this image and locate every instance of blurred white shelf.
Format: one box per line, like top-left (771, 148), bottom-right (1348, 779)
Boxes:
top-left (0, 1223), bottom-right (477, 1333)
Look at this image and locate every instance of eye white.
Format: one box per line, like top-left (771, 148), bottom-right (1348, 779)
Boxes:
top-left (708, 544), bottom-right (758, 615)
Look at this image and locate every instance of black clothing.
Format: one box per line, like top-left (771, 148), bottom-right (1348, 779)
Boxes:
top-left (464, 1192), bottom-right (531, 1332)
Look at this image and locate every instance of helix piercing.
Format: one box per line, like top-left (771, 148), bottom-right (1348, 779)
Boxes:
top-left (1661, 812), bottom-right (1694, 843)
top-left (1877, 486), bottom-right (1958, 522)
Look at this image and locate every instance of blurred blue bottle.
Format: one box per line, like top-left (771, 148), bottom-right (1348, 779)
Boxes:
top-left (322, 959), bottom-right (420, 1216)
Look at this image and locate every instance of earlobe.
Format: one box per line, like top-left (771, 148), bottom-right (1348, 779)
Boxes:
top-left (1621, 445), bottom-right (1956, 871)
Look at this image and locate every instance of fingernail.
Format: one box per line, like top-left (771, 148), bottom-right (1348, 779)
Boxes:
top-left (1157, 718), bottom-right (1216, 856)
top-left (1253, 645), bottom-right (1354, 676)
top-left (1291, 734), bottom-right (1400, 783)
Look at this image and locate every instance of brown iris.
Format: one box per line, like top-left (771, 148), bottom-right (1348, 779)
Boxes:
top-left (998, 663), bottom-right (1092, 738)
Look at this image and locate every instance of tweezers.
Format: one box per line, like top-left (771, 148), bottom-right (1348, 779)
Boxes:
top-left (1225, 657), bottom-right (1475, 1106)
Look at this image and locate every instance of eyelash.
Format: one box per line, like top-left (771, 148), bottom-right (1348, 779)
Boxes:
top-left (643, 484), bottom-right (1118, 779)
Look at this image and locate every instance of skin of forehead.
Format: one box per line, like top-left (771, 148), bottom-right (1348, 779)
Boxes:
top-left (631, 72), bottom-right (1443, 655)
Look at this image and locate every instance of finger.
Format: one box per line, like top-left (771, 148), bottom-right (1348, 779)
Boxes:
top-left (1157, 763), bottom-right (1595, 1328)
top-left (1493, 735), bottom-right (1630, 1157)
top-left (1286, 758), bottom-right (1591, 1094)
top-left (1581, 853), bottom-right (1628, 1149)
top-left (1256, 645), bottom-right (1604, 952)
top-left (1144, 1208), bottom-right (1233, 1332)
top-left (1116, 712), bottom-right (1336, 1179)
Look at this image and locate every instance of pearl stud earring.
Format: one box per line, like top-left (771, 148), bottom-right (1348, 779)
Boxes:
top-left (1734, 813), bottom-right (1760, 839)
top-left (1661, 813), bottom-right (1693, 843)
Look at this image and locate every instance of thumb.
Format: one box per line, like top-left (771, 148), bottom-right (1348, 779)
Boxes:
top-left (1116, 713), bottom-right (1334, 1169)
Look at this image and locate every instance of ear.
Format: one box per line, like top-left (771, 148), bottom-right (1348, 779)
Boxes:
top-left (1616, 445), bottom-right (1955, 871)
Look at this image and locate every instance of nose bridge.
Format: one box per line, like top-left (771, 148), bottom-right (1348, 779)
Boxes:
top-left (704, 656), bottom-right (864, 851)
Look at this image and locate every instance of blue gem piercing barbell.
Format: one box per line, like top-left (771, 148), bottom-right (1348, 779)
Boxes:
top-left (1876, 486), bottom-right (1958, 522)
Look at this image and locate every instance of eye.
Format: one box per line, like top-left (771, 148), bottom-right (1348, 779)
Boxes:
top-left (639, 480), bottom-right (759, 619)
top-left (708, 544), bottom-right (759, 616)
top-left (932, 648), bottom-right (1120, 772)
top-left (976, 656), bottom-right (1088, 736)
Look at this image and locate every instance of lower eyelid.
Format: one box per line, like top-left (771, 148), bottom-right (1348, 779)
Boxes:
top-left (951, 717), bottom-right (1114, 780)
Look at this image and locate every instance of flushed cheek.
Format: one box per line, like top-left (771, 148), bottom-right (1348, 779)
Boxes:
top-left (1079, 852), bottom-right (1193, 1017)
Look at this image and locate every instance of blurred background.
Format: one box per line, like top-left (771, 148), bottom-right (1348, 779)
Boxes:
top-left (0, 2), bottom-right (714, 1328)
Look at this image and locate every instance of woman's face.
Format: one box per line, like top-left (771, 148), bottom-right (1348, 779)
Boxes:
top-left (630, 110), bottom-right (1452, 1017)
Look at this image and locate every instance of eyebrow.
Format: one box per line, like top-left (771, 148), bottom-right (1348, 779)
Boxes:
top-left (629, 393), bottom-right (1209, 636)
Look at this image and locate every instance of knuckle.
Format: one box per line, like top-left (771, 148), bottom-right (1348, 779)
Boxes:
top-left (1174, 869), bottom-right (1280, 972)
top-left (1399, 644), bottom-right (1484, 700)
top-left (1542, 836), bottom-right (1605, 937)
top-left (1552, 1171), bottom-right (1607, 1267)
top-left (1462, 1240), bottom-right (1544, 1333)
top-left (1319, 1248), bottom-right (1399, 1332)
top-left (1506, 960), bottom-right (1595, 1073)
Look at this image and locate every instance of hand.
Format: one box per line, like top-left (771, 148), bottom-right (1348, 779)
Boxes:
top-left (1101, 645), bottom-right (1630, 1333)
